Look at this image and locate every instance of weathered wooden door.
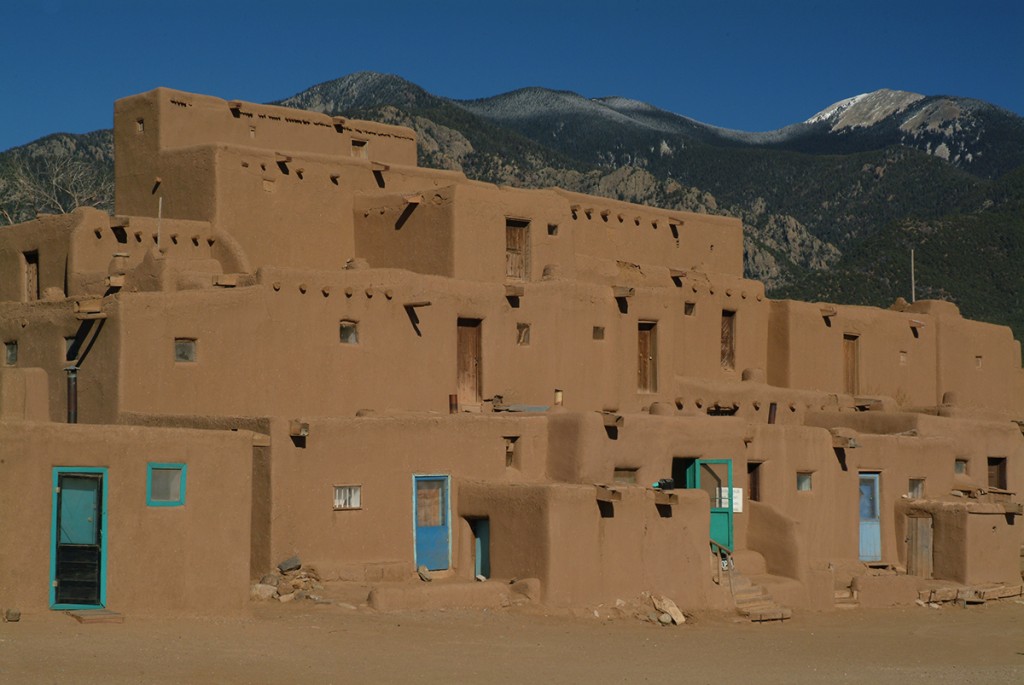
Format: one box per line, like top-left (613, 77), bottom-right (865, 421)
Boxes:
top-left (414, 475), bottom-right (450, 571)
top-left (505, 219), bottom-right (530, 281)
top-left (721, 311), bottom-right (736, 370)
top-left (844, 334), bottom-right (860, 395)
top-left (457, 318), bottom-right (482, 407)
top-left (637, 322), bottom-right (657, 392)
top-left (52, 468), bottom-right (106, 608)
top-left (858, 472), bottom-right (881, 561)
top-left (906, 515), bottom-right (933, 578)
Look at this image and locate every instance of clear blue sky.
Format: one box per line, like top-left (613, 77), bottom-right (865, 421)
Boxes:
top-left (2, 0), bottom-right (1022, 152)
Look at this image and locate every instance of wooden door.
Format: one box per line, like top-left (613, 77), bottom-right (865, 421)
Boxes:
top-left (844, 334), bottom-right (860, 395)
top-left (637, 322), bottom-right (657, 392)
top-left (721, 311), bottom-right (736, 370)
top-left (906, 515), bottom-right (933, 578)
top-left (457, 318), bottom-right (482, 407)
top-left (505, 220), bottom-right (530, 281)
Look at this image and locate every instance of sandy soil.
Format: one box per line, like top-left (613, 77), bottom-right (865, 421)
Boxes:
top-left (2, 599), bottom-right (1022, 684)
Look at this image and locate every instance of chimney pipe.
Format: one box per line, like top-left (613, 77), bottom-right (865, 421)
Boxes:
top-left (65, 366), bottom-right (79, 424)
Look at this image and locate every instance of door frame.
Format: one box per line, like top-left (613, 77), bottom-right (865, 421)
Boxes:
top-left (412, 474), bottom-right (452, 571)
top-left (50, 466), bottom-right (108, 610)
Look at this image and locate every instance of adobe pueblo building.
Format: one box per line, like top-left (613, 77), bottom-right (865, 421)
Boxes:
top-left (1, 88), bottom-right (1022, 618)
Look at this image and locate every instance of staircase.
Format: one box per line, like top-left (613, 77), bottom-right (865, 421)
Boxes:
top-left (715, 547), bottom-right (793, 622)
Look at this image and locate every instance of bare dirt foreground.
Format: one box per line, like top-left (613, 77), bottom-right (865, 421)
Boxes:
top-left (2, 600), bottom-right (1022, 684)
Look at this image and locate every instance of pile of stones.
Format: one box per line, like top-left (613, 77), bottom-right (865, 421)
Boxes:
top-left (250, 555), bottom-right (329, 604)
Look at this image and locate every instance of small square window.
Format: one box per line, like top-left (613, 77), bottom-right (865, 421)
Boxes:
top-left (516, 323), bottom-right (531, 346)
top-left (547, 223), bottom-right (559, 236)
top-left (592, 326), bottom-right (605, 340)
top-left (136, 119), bottom-right (145, 133)
top-left (684, 302), bottom-right (696, 316)
top-left (504, 436), bottom-right (520, 469)
top-left (908, 478), bottom-right (925, 498)
top-left (613, 468), bottom-right (638, 484)
top-left (333, 484), bottom-right (362, 510)
top-left (796, 472), bottom-right (813, 491)
top-left (174, 338), bottom-right (197, 362)
top-left (340, 320), bottom-right (359, 344)
top-left (954, 458), bottom-right (969, 475)
top-left (351, 139), bottom-right (368, 159)
top-left (147, 463), bottom-right (187, 506)
top-left (4, 341), bottom-right (16, 366)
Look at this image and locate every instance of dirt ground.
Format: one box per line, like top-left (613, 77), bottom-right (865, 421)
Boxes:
top-left (2, 599), bottom-right (1022, 684)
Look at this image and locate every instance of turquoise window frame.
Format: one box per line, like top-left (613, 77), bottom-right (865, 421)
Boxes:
top-left (146, 462), bottom-right (187, 507)
top-left (50, 466), bottom-right (108, 610)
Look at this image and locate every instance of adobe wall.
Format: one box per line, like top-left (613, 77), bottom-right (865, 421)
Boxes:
top-left (0, 421), bottom-right (254, 615)
top-left (0, 212), bottom-right (78, 303)
top-left (262, 414), bottom-right (550, 580)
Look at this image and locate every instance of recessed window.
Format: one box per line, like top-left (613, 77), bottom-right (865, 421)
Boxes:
top-left (339, 320), bottom-right (359, 344)
top-left (4, 341), bottom-right (16, 366)
top-left (174, 338), bottom-right (197, 362)
top-left (23, 251), bottom-right (39, 302)
top-left (975, 355), bottom-right (983, 369)
top-left (613, 468), bottom-right (638, 485)
top-left (136, 119), bottom-right (145, 133)
top-left (516, 323), bottom-right (531, 346)
top-left (954, 458), bottom-right (969, 475)
top-left (987, 457), bottom-right (1007, 490)
top-left (684, 302), bottom-right (696, 316)
top-left (592, 326), bottom-right (605, 340)
top-left (899, 350), bottom-right (908, 366)
top-left (504, 436), bottom-right (520, 469)
top-left (748, 462), bottom-right (763, 502)
top-left (547, 223), bottom-right (559, 236)
top-left (147, 463), bottom-right (187, 507)
top-left (908, 478), bottom-right (925, 498)
top-left (351, 139), bottom-right (368, 159)
top-left (333, 484), bottom-right (362, 510)
top-left (796, 472), bottom-right (813, 491)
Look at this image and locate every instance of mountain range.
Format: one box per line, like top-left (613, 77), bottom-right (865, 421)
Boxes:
top-left (3, 72), bottom-right (1023, 338)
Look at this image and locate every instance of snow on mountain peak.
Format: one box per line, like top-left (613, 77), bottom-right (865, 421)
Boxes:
top-left (806, 89), bottom-right (926, 131)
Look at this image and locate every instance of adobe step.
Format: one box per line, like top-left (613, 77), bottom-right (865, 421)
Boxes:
top-left (730, 571), bottom-right (792, 623)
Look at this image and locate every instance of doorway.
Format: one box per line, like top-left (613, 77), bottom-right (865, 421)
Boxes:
top-left (906, 515), bottom-right (933, 578)
top-left (843, 334), bottom-right (860, 395)
top-left (457, 318), bottom-right (482, 408)
top-left (51, 467), bottom-right (107, 609)
top-left (468, 517), bottom-right (491, 578)
top-left (858, 472), bottom-right (881, 561)
top-left (672, 457), bottom-right (734, 549)
top-left (413, 475), bottom-right (451, 571)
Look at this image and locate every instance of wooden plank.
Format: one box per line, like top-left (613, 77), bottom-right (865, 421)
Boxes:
top-left (595, 485), bottom-right (622, 502)
top-left (67, 609), bottom-right (124, 624)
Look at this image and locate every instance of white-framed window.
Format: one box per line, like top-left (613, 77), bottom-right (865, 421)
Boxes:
top-left (333, 484), bottom-right (362, 510)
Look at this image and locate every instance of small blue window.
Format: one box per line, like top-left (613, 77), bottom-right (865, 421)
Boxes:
top-left (147, 463), bottom-right (187, 507)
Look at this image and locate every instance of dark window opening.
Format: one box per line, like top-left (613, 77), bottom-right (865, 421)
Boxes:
top-left (351, 139), bottom-right (368, 158)
top-left (547, 223), bottom-right (558, 236)
top-left (988, 457), bottom-right (1007, 490)
top-left (684, 302), bottom-right (696, 316)
top-left (954, 458), bottom-right (969, 475)
top-left (4, 341), bottom-right (17, 366)
top-left (747, 462), bottom-right (762, 502)
top-left (504, 436), bottom-right (520, 468)
top-left (708, 404), bottom-right (739, 417)
top-left (340, 320), bottom-right (359, 344)
top-left (516, 323), bottom-right (531, 346)
top-left (593, 326), bottom-right (605, 340)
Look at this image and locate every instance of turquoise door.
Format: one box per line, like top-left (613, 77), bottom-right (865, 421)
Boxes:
top-left (859, 473), bottom-right (881, 561)
top-left (469, 518), bottom-right (490, 578)
top-left (51, 467), bottom-right (107, 609)
top-left (673, 457), bottom-right (734, 550)
top-left (413, 475), bottom-right (450, 571)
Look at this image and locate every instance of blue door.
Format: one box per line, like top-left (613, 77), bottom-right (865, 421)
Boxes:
top-left (859, 473), bottom-right (881, 561)
top-left (51, 467), bottom-right (107, 609)
top-left (698, 459), bottom-right (734, 550)
top-left (413, 475), bottom-right (450, 571)
top-left (672, 457), bottom-right (734, 550)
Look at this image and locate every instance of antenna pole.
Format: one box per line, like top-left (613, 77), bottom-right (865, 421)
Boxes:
top-left (910, 248), bottom-right (916, 303)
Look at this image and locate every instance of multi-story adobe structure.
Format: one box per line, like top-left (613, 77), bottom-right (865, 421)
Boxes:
top-left (1, 88), bottom-right (1022, 617)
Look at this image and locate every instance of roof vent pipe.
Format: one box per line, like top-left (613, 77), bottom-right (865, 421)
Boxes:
top-left (65, 366), bottom-right (78, 424)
